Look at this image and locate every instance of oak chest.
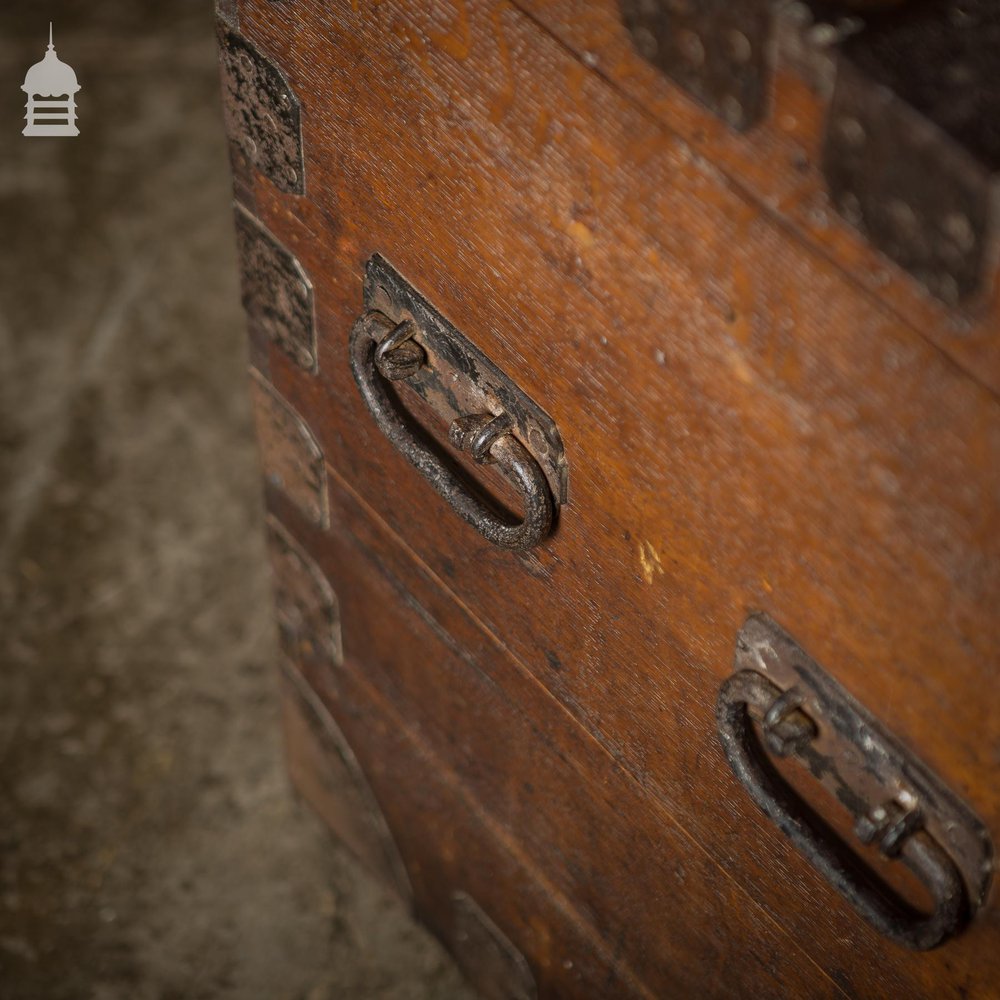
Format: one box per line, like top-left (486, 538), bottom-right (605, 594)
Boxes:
top-left (216, 2), bottom-right (1000, 996)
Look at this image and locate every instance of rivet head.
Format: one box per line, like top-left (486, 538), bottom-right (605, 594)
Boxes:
top-left (808, 22), bottom-right (840, 47)
top-left (722, 95), bottom-right (744, 128)
top-left (936, 274), bottom-right (960, 306)
top-left (633, 26), bottom-right (658, 59)
top-left (887, 198), bottom-right (918, 235)
top-left (677, 29), bottom-right (705, 68)
top-left (839, 191), bottom-right (863, 225)
top-left (838, 116), bottom-right (866, 148)
top-left (728, 30), bottom-right (752, 64)
top-left (528, 425), bottom-right (546, 451)
top-left (943, 212), bottom-right (975, 254)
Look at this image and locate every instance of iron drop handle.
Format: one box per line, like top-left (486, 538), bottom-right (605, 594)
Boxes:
top-left (350, 310), bottom-right (553, 551)
top-left (717, 668), bottom-right (969, 950)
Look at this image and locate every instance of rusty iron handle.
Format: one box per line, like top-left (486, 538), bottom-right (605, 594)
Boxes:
top-left (717, 669), bottom-right (968, 950)
top-left (349, 311), bottom-right (553, 551)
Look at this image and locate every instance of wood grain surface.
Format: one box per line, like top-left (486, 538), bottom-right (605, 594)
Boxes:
top-left (227, 1), bottom-right (999, 995)
top-left (275, 489), bottom-right (842, 999)
top-left (518, 0), bottom-right (1000, 398)
top-left (281, 666), bottom-right (652, 1000)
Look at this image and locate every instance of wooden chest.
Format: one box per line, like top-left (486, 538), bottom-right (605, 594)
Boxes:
top-left (217, 2), bottom-right (999, 996)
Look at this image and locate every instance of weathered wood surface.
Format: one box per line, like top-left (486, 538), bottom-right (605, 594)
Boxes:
top-left (518, 0), bottom-right (1000, 397)
top-left (274, 448), bottom-right (997, 997)
top-left (275, 492), bottom-right (841, 999)
top-left (280, 665), bottom-right (639, 1000)
top-left (226, 0), bottom-right (999, 995)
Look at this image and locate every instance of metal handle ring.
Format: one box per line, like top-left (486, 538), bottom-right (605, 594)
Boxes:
top-left (349, 310), bottom-right (554, 550)
top-left (717, 669), bottom-right (968, 950)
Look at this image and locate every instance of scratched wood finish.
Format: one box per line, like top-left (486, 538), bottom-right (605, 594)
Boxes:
top-left (280, 666), bottom-right (632, 1000)
top-left (517, 0), bottom-right (1000, 398)
top-left (275, 487), bottom-right (841, 999)
top-left (224, 0), bottom-right (999, 996)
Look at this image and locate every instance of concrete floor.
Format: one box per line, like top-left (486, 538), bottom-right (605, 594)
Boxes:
top-left (0, 4), bottom-right (474, 998)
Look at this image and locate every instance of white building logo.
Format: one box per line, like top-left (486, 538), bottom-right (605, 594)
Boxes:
top-left (22, 24), bottom-right (80, 137)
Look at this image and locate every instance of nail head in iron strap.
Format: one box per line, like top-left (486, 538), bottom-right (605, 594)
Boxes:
top-left (349, 311), bottom-right (554, 551)
top-left (715, 615), bottom-right (993, 950)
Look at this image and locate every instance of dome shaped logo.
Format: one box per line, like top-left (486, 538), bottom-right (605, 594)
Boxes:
top-left (22, 23), bottom-right (80, 137)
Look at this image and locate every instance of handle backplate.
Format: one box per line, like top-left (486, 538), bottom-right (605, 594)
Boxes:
top-left (360, 255), bottom-right (567, 505)
top-left (718, 614), bottom-right (993, 949)
top-left (350, 255), bottom-right (567, 550)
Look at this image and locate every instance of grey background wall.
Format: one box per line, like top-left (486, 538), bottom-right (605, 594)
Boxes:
top-left (0, 4), bottom-right (473, 998)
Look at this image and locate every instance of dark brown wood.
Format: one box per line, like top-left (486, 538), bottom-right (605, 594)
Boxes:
top-left (275, 489), bottom-right (839, 998)
top-left (222, 1), bottom-right (999, 996)
top-left (280, 668), bottom-right (640, 1000)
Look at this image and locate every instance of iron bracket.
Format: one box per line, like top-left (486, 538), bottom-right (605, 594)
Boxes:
top-left (619, 0), bottom-right (773, 131)
top-left (234, 205), bottom-right (316, 371)
top-left (219, 26), bottom-right (304, 195)
top-left (814, 0), bottom-right (1000, 304)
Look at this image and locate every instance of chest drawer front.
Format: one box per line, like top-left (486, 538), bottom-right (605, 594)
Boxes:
top-left (272, 490), bottom-right (840, 1000)
top-left (281, 668), bottom-right (600, 1000)
top-left (225, 1), bottom-right (1000, 994)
